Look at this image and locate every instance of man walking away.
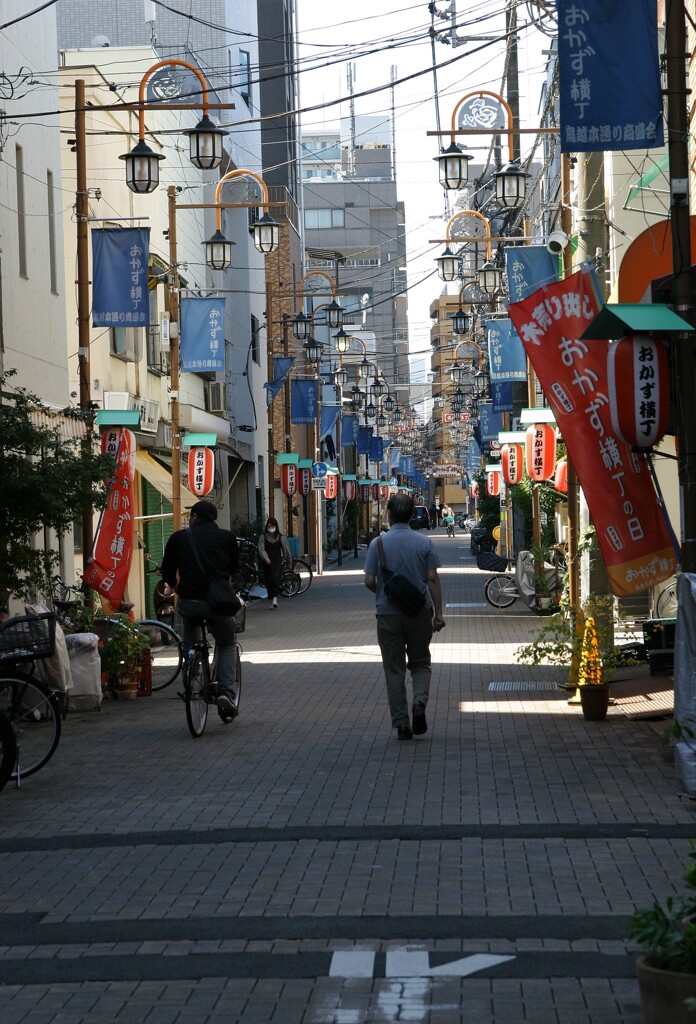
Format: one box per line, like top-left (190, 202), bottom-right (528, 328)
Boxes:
top-left (160, 500), bottom-right (240, 722)
top-left (364, 492), bottom-right (445, 740)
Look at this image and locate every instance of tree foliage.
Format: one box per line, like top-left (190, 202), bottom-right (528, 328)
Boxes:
top-left (0, 371), bottom-right (114, 604)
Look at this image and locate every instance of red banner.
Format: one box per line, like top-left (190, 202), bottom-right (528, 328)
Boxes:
top-left (84, 428), bottom-right (136, 608)
top-left (508, 268), bottom-right (676, 596)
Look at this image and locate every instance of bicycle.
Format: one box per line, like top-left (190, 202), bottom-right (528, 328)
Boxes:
top-left (655, 576), bottom-right (678, 618)
top-left (235, 539), bottom-right (301, 598)
top-left (0, 710), bottom-right (17, 792)
top-left (180, 618), bottom-right (242, 737)
top-left (292, 558), bottom-right (313, 594)
top-left (0, 611), bottom-right (63, 782)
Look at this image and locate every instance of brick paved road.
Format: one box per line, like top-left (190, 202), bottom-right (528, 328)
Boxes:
top-left (0, 531), bottom-right (693, 1023)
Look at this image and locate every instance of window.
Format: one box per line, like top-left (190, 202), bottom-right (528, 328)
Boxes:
top-left (47, 171), bottom-right (57, 293)
top-left (240, 49), bottom-right (251, 106)
top-left (304, 208), bottom-right (344, 230)
top-left (251, 314), bottom-right (260, 365)
top-left (110, 327), bottom-right (143, 362)
top-left (16, 145), bottom-right (27, 278)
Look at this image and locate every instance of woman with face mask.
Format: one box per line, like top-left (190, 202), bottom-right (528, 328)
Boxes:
top-left (258, 517), bottom-right (292, 609)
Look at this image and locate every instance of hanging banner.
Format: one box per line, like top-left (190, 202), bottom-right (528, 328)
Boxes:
top-left (491, 381), bottom-right (514, 414)
top-left (558, 0), bottom-right (663, 153)
top-left (357, 425), bottom-right (373, 455)
top-left (478, 403), bottom-right (504, 445)
top-left (180, 297), bottom-right (225, 372)
top-left (341, 414), bottom-right (359, 448)
top-left (291, 379), bottom-right (319, 424)
top-left (320, 404), bottom-right (341, 439)
top-left (84, 428), bottom-right (136, 608)
top-left (188, 447), bottom-right (215, 497)
top-left (369, 436), bottom-right (384, 462)
top-left (91, 228), bottom-right (150, 328)
top-left (508, 267), bottom-right (677, 596)
top-left (390, 446), bottom-right (402, 470)
top-left (505, 246), bottom-right (559, 303)
top-left (399, 455), bottom-right (415, 476)
top-left (264, 357), bottom-right (294, 405)
top-left (486, 319), bottom-right (527, 382)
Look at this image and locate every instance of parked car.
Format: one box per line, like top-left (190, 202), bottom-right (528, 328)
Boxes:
top-left (410, 505), bottom-right (430, 530)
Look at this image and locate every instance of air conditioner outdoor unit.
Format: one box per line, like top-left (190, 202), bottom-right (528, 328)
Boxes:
top-left (207, 381), bottom-right (228, 415)
top-left (104, 391), bottom-right (134, 411)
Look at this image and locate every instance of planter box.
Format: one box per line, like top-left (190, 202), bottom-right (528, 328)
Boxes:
top-left (637, 955), bottom-right (696, 1024)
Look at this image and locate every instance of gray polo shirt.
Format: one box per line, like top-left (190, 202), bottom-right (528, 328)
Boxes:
top-left (364, 523), bottom-right (440, 615)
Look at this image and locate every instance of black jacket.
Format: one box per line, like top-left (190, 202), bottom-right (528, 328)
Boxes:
top-left (160, 521), bottom-right (239, 600)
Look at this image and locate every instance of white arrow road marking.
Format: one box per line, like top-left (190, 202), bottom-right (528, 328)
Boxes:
top-left (329, 951), bottom-right (375, 977)
top-left (386, 951), bottom-right (516, 977)
top-left (428, 953), bottom-right (516, 976)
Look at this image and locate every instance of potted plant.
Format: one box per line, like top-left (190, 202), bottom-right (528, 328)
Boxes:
top-left (629, 844), bottom-right (696, 1023)
top-left (98, 616), bottom-right (150, 699)
top-left (575, 614), bottom-right (611, 720)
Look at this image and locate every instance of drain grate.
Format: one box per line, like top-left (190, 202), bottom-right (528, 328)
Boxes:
top-left (488, 680), bottom-right (560, 692)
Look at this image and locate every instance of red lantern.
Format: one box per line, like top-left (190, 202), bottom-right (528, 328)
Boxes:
top-left (188, 446), bottom-right (215, 497)
top-left (554, 459), bottom-right (568, 493)
top-left (372, 483), bottom-right (380, 501)
top-left (501, 443), bottom-right (524, 485)
top-left (607, 334), bottom-right (670, 448)
top-left (471, 482), bottom-right (479, 499)
top-left (360, 483), bottom-right (371, 503)
top-left (486, 470), bottom-right (501, 497)
top-left (379, 484), bottom-right (389, 499)
top-left (298, 467), bottom-right (312, 497)
top-left (343, 479), bottom-right (356, 500)
top-left (525, 423), bottom-right (556, 481)
top-left (280, 463), bottom-right (297, 497)
top-left (324, 474), bottom-right (338, 499)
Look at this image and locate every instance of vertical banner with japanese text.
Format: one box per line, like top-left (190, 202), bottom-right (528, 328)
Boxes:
top-left (180, 297), bottom-right (226, 372)
top-left (84, 428), bottom-right (136, 608)
top-left (486, 319), bottom-right (527, 382)
top-left (558, 0), bottom-right (663, 153)
top-left (290, 379), bottom-right (318, 424)
top-left (505, 245), bottom-right (559, 302)
top-left (91, 228), bottom-right (151, 327)
top-left (508, 268), bottom-right (676, 596)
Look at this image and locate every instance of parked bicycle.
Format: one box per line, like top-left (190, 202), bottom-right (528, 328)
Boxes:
top-left (234, 538), bottom-right (301, 598)
top-left (477, 550), bottom-right (567, 611)
top-left (180, 617), bottom-right (242, 737)
top-left (0, 611), bottom-right (63, 783)
top-left (0, 710), bottom-right (17, 792)
top-left (655, 575), bottom-right (678, 618)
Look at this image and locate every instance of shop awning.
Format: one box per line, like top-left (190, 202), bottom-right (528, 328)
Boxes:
top-left (135, 450), bottom-right (174, 503)
top-left (580, 303), bottom-right (694, 340)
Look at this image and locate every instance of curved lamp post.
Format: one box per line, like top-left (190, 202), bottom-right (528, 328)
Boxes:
top-left (204, 168), bottom-right (279, 270)
top-left (121, 59), bottom-right (228, 193)
top-left (436, 210), bottom-right (502, 295)
top-left (293, 270), bottom-right (343, 339)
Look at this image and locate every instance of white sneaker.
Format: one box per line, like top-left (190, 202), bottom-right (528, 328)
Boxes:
top-left (272, 597), bottom-right (278, 609)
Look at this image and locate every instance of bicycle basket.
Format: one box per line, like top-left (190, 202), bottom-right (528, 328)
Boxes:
top-left (0, 611), bottom-right (56, 664)
top-left (476, 552), bottom-right (510, 573)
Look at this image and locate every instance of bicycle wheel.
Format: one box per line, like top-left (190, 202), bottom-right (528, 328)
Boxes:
top-left (656, 583), bottom-right (678, 619)
top-left (0, 709), bottom-right (17, 791)
top-left (134, 620), bottom-right (183, 691)
top-left (0, 673), bottom-right (61, 780)
top-left (292, 558), bottom-right (313, 594)
top-left (279, 570), bottom-right (301, 597)
top-left (484, 574), bottom-right (519, 609)
top-left (184, 651), bottom-right (209, 737)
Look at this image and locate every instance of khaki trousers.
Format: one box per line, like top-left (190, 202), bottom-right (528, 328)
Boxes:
top-left (376, 607), bottom-right (433, 729)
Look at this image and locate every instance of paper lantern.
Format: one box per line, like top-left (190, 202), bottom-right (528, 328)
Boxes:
top-left (501, 442), bottom-right (524, 485)
top-left (607, 334), bottom-right (670, 448)
top-left (360, 483), bottom-right (372, 503)
top-left (471, 482), bottom-right (479, 498)
top-left (343, 479), bottom-right (356, 500)
top-left (379, 484), bottom-right (389, 499)
top-left (525, 423), bottom-right (556, 481)
top-left (298, 467), bottom-right (312, 497)
top-left (554, 459), bottom-right (568, 493)
top-left (486, 470), bottom-right (501, 497)
top-left (324, 474), bottom-right (338, 499)
top-left (280, 463), bottom-right (297, 497)
top-left (188, 446), bottom-right (214, 497)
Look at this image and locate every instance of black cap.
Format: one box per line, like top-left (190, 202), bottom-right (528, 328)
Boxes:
top-left (188, 500), bottom-right (218, 522)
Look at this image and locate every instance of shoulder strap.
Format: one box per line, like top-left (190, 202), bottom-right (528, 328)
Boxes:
top-left (186, 528), bottom-right (209, 582)
top-left (377, 535), bottom-right (388, 569)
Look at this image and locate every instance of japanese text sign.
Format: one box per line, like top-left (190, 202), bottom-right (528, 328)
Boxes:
top-left (180, 297), bottom-right (226, 373)
top-left (92, 228), bottom-right (151, 328)
top-left (84, 428), bottom-right (136, 608)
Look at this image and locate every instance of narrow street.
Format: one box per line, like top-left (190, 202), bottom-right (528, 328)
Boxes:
top-left (0, 532), bottom-right (689, 1024)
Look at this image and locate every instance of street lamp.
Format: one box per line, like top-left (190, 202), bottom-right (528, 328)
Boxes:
top-left (304, 338), bottom-right (325, 365)
top-left (434, 140), bottom-right (473, 191)
top-left (204, 168), bottom-right (279, 271)
top-left (293, 311), bottom-right (311, 341)
top-left (334, 365), bottom-right (349, 387)
top-left (359, 356), bottom-right (371, 379)
top-left (295, 270), bottom-right (343, 342)
top-left (121, 59), bottom-right (227, 193)
top-left (436, 247), bottom-right (459, 283)
top-left (334, 328), bottom-right (350, 354)
top-left (436, 209), bottom-right (501, 294)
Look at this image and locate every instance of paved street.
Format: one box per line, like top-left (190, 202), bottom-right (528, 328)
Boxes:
top-left (0, 531), bottom-right (692, 1023)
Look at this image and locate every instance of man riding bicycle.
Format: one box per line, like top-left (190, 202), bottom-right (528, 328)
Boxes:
top-left (160, 500), bottom-right (240, 723)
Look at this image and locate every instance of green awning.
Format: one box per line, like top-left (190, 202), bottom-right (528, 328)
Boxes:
top-left (96, 409), bottom-right (141, 429)
top-left (627, 154), bottom-right (669, 203)
top-left (580, 303), bottom-right (693, 340)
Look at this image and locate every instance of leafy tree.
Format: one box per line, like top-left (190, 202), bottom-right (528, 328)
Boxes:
top-left (0, 370), bottom-right (114, 605)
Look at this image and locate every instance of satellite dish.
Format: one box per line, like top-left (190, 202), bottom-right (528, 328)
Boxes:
top-left (91, 34), bottom-right (111, 47)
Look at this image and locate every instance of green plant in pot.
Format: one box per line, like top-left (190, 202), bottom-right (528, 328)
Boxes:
top-left (629, 843), bottom-right (696, 1023)
top-left (98, 616), bottom-right (150, 697)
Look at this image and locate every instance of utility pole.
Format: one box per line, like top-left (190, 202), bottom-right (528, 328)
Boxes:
top-left (266, 284), bottom-right (275, 520)
top-left (167, 186), bottom-right (182, 532)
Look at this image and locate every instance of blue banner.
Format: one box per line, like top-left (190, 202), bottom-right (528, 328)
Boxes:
top-left (486, 319), bottom-right (527, 383)
top-left (491, 380), bottom-right (514, 414)
top-left (180, 297), bottom-right (225, 372)
top-left (478, 402), bottom-right (504, 445)
top-left (505, 246), bottom-right (558, 302)
top-left (399, 456), bottom-right (415, 476)
top-left (357, 426), bottom-right (373, 455)
top-left (264, 357), bottom-right (294, 405)
top-left (290, 379), bottom-right (319, 424)
top-left (91, 227), bottom-right (150, 328)
top-left (320, 404), bottom-right (340, 438)
top-left (369, 436), bottom-right (384, 462)
top-left (466, 441), bottom-right (481, 478)
top-left (341, 414), bottom-right (359, 448)
top-left (558, 0), bottom-right (663, 152)
top-left (390, 446), bottom-right (401, 470)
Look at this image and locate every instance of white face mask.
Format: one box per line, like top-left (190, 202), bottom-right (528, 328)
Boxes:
top-left (268, 527), bottom-right (277, 534)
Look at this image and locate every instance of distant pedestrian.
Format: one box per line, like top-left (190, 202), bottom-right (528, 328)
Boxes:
top-left (364, 492), bottom-right (445, 740)
top-left (258, 516), bottom-right (292, 610)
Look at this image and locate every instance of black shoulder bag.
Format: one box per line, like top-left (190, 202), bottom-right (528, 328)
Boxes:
top-left (186, 529), bottom-right (242, 617)
top-left (376, 536), bottom-right (426, 616)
